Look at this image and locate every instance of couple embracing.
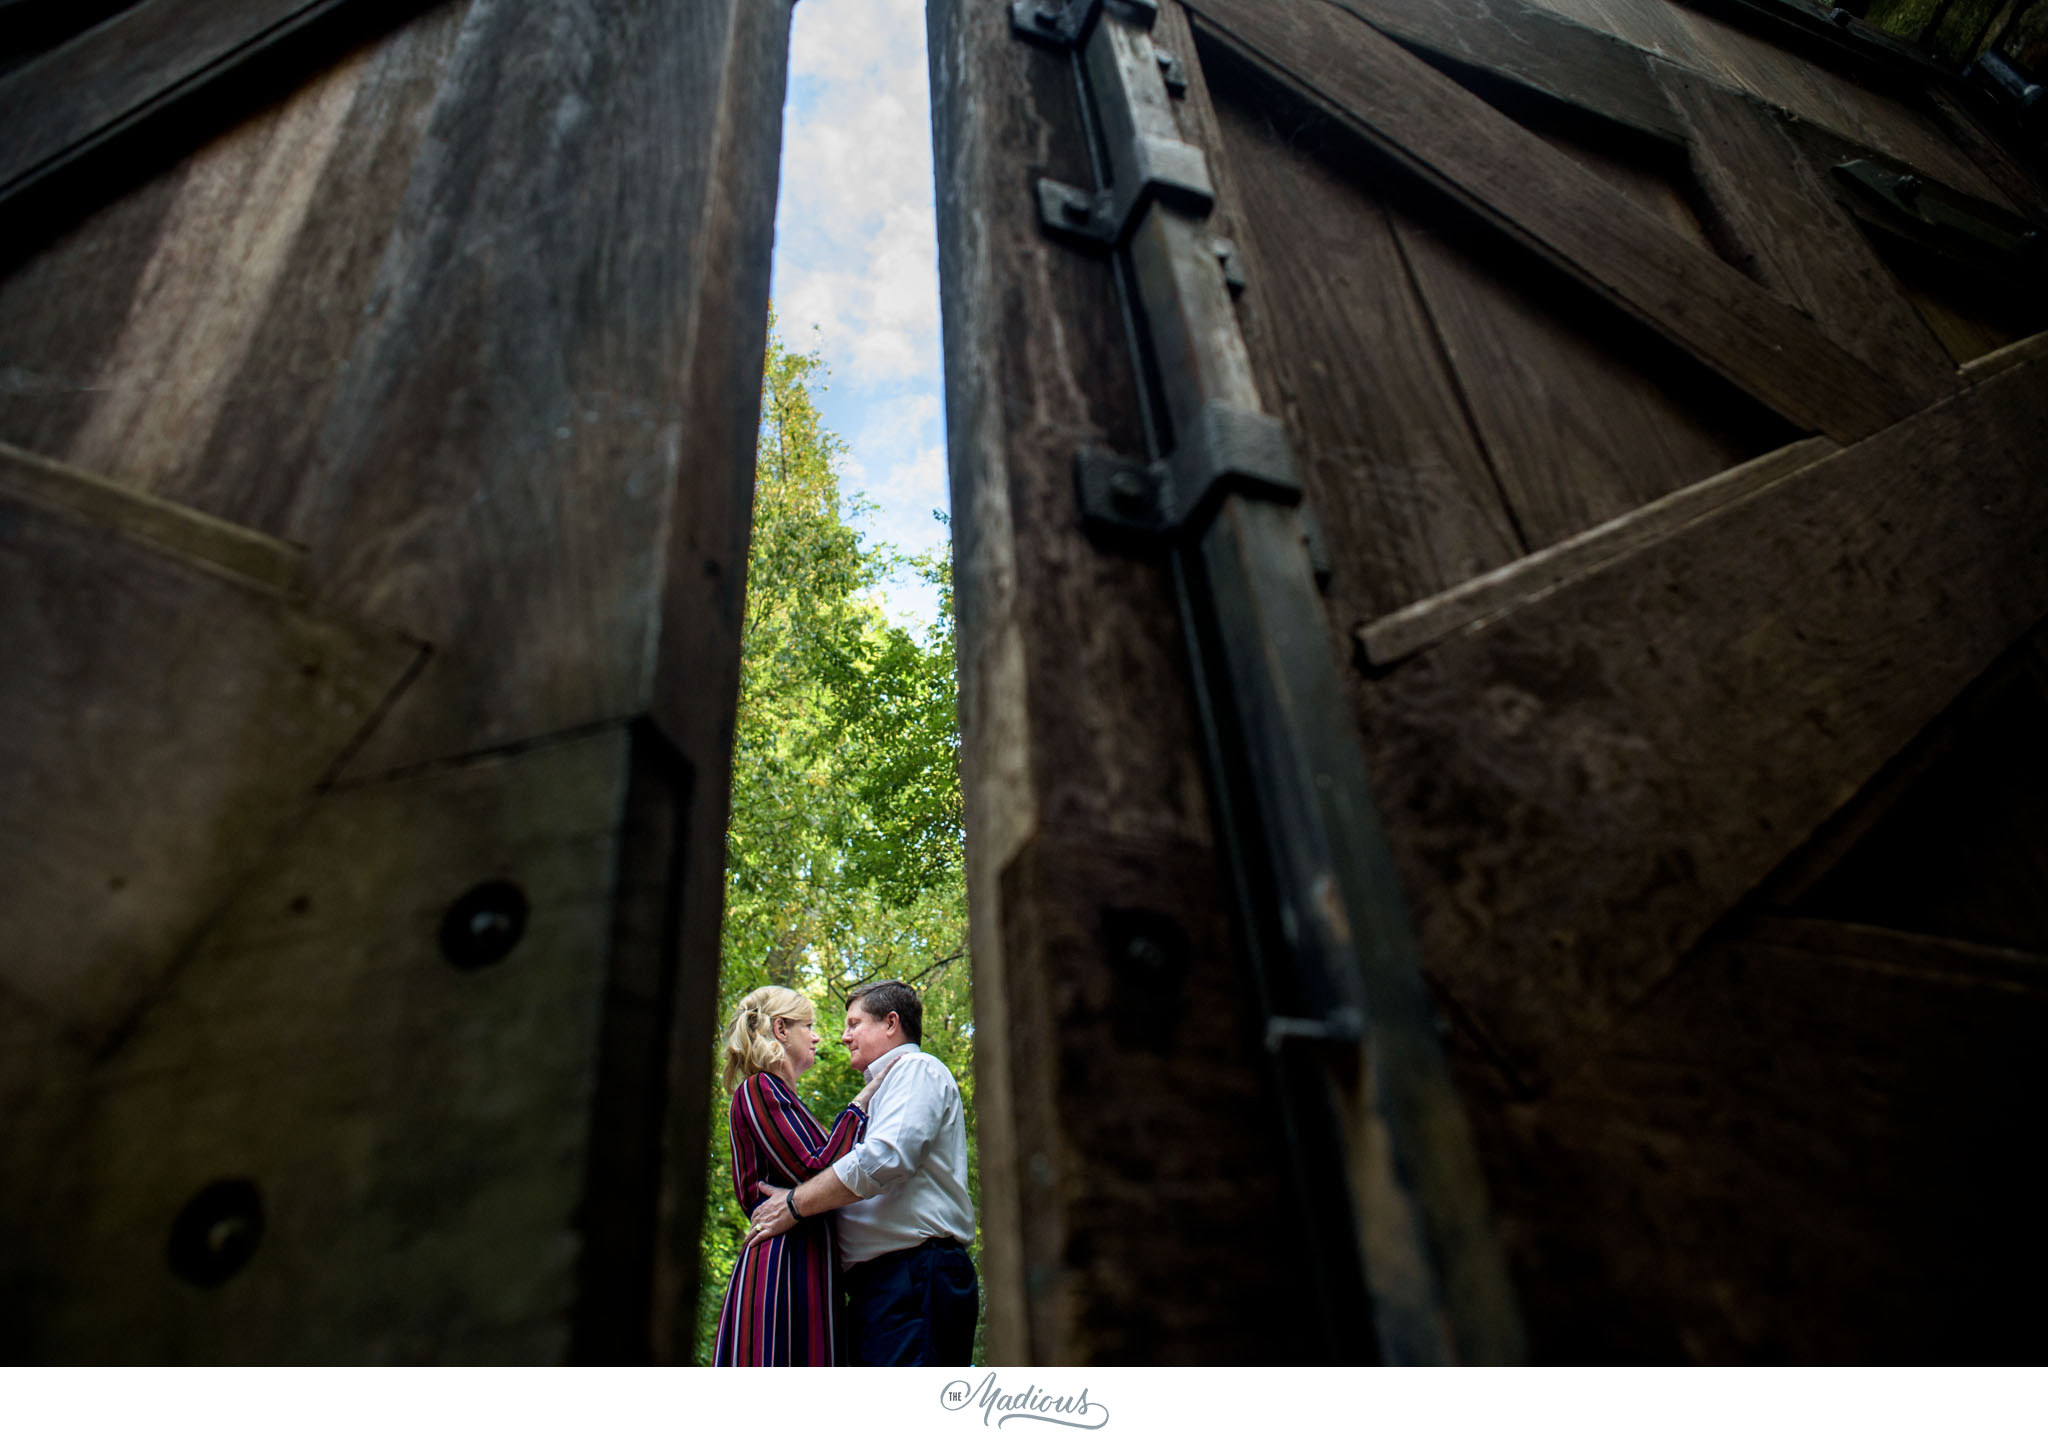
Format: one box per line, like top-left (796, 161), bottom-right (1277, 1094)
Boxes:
top-left (712, 979), bottom-right (978, 1366)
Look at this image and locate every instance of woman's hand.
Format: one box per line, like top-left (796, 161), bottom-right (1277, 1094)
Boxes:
top-left (850, 1059), bottom-right (894, 1112)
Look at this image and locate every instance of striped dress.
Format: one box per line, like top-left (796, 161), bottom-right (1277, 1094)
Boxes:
top-left (712, 1071), bottom-right (868, 1365)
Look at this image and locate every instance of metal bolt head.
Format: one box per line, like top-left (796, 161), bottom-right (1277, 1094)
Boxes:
top-left (1892, 173), bottom-right (1923, 202)
top-left (167, 1179), bottom-right (264, 1289)
top-left (1033, 3), bottom-right (1061, 28)
top-left (1108, 468), bottom-right (1150, 513)
top-left (1061, 190), bottom-right (1094, 221)
top-left (439, 880), bottom-right (529, 970)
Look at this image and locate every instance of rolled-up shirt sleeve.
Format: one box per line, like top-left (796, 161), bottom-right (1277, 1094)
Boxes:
top-left (833, 1056), bottom-right (945, 1199)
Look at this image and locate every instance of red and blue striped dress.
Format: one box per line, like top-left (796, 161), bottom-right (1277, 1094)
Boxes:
top-left (712, 1072), bottom-right (868, 1365)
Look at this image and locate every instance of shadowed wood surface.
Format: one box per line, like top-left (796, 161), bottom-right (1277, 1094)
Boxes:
top-left (1334, 0), bottom-right (1686, 143)
top-left (0, 0), bottom-right (788, 1362)
top-left (933, 0), bottom-right (1324, 1362)
top-left (1467, 914), bottom-right (2048, 1361)
top-left (1358, 436), bottom-right (1838, 665)
top-left (0, 0), bottom-right (417, 206)
top-left (1653, 61), bottom-right (1958, 405)
top-left (0, 478), bottom-right (422, 1046)
top-left (1207, 88), bottom-right (1526, 616)
top-left (0, 439), bottom-right (304, 592)
top-left (1522, 0), bottom-right (2011, 202)
top-left (1187, 0), bottom-right (1917, 441)
top-left (1358, 352), bottom-right (2048, 1082)
top-left (935, 0), bottom-right (2048, 1364)
top-left (3, 730), bottom-right (642, 1362)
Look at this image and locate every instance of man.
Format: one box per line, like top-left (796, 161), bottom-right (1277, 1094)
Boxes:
top-left (744, 978), bottom-right (977, 1365)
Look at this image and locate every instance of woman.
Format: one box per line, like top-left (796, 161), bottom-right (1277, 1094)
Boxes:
top-left (711, 985), bottom-right (883, 1365)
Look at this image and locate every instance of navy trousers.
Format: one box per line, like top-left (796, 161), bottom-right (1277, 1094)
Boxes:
top-left (842, 1240), bottom-right (978, 1366)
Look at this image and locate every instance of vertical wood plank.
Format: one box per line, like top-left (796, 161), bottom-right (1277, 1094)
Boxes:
top-left (1205, 77), bottom-right (1527, 615)
top-left (1394, 207), bottom-right (1791, 551)
top-left (932, 0), bottom-right (1316, 1362)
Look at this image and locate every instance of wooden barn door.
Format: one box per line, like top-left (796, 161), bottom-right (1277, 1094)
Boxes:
top-left (933, 0), bottom-right (2048, 1362)
top-left (0, 0), bottom-right (789, 1361)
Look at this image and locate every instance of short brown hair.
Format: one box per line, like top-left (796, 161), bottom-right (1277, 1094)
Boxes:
top-left (846, 979), bottom-right (922, 1044)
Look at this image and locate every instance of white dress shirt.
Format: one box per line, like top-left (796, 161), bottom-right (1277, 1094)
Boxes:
top-left (832, 1042), bottom-right (976, 1268)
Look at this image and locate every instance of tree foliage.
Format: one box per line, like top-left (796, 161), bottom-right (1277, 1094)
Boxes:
top-left (694, 321), bottom-right (971, 1361)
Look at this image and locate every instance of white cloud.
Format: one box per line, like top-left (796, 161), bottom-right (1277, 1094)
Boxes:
top-left (770, 0), bottom-right (949, 630)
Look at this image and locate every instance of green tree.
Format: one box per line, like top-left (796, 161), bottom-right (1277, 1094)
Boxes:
top-left (695, 321), bottom-right (972, 1361)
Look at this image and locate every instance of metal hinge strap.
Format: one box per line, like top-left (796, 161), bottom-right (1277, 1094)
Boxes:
top-left (1011, 0), bottom-right (1526, 1367)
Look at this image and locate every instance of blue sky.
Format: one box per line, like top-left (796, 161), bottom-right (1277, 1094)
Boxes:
top-left (769, 0), bottom-right (947, 632)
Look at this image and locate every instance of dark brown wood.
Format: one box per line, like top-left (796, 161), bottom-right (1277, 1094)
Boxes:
top-left (1358, 351), bottom-right (2048, 1082)
top-left (1656, 60), bottom-right (1960, 404)
top-left (1390, 206), bottom-right (1795, 552)
top-left (0, 439), bottom-right (303, 591)
top-left (0, 472), bottom-right (423, 1047)
top-left (1206, 84), bottom-right (1527, 616)
top-left (1358, 436), bottom-right (1838, 665)
top-left (933, 0), bottom-right (1324, 1362)
top-left (1789, 633), bottom-right (2048, 955)
top-left (1, 0), bottom-right (789, 1363)
top-left (0, 0), bottom-right (423, 209)
top-left (1188, 0), bottom-right (1920, 441)
top-left (1334, 0), bottom-right (1687, 144)
top-left (0, 2), bottom-right (468, 512)
top-left (285, 0), bottom-right (782, 779)
top-left (7, 729), bottom-right (642, 1361)
top-left (1530, 0), bottom-right (2013, 201)
top-left (1468, 913), bottom-right (2048, 1361)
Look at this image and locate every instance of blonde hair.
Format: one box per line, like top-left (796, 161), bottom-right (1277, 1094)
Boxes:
top-left (720, 985), bottom-right (814, 1093)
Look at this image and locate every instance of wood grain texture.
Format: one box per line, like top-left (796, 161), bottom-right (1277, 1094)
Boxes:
top-left (0, 439), bottom-right (303, 592)
top-left (1358, 352), bottom-right (2048, 1083)
top-left (1187, 0), bottom-right (1917, 441)
top-left (5, 729), bottom-right (638, 1361)
top-left (1523, 0), bottom-right (2010, 202)
top-left (282, 0), bottom-right (783, 778)
top-left (1358, 436), bottom-right (1837, 665)
top-left (6, 0), bottom-right (787, 777)
top-left (1392, 204), bottom-right (1793, 552)
top-left (1206, 79), bottom-right (1527, 616)
top-left (0, 482), bottom-right (423, 1046)
top-left (0, 0), bottom-right (419, 206)
top-left (1468, 915), bottom-right (2048, 1361)
top-left (1333, 0), bottom-right (1685, 143)
top-left (1656, 62), bottom-right (1958, 406)
top-left (933, 0), bottom-right (1319, 1362)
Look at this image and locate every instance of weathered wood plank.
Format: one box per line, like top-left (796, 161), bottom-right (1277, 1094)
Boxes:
top-left (1392, 203), bottom-right (1793, 553)
top-left (1358, 436), bottom-right (1837, 665)
top-left (1204, 78), bottom-right (1527, 615)
top-left (0, 439), bottom-right (303, 592)
top-left (8, 729), bottom-right (641, 1361)
top-left (1656, 61), bottom-right (1958, 406)
top-left (1187, 0), bottom-right (1918, 441)
top-left (1468, 915), bottom-right (2048, 1360)
top-left (0, 0), bottom-right (426, 209)
top-left (0, 1), bottom-right (467, 519)
top-left (933, 0), bottom-right (1320, 1362)
top-left (1961, 328), bottom-right (2048, 385)
top-left (0, 483), bottom-right (423, 1046)
top-left (266, 0), bottom-right (787, 778)
top-left (1525, 0), bottom-right (2011, 203)
top-left (1334, 0), bottom-right (1686, 144)
top-left (1358, 352), bottom-right (2048, 1082)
